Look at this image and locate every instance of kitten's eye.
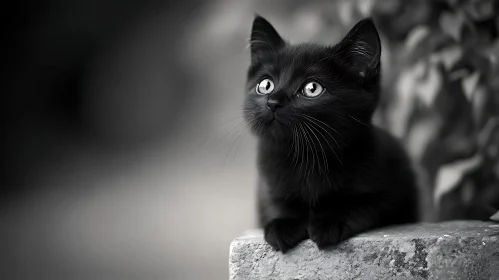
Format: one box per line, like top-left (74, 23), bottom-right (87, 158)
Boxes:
top-left (302, 81), bottom-right (324, 98)
top-left (256, 79), bottom-right (274, 95)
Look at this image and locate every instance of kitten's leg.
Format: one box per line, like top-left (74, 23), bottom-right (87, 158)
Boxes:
top-left (308, 213), bottom-right (351, 250)
top-left (308, 193), bottom-right (398, 249)
top-left (263, 198), bottom-right (308, 253)
top-left (264, 217), bottom-right (308, 253)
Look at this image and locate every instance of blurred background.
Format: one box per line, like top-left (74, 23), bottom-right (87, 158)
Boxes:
top-left (2, 0), bottom-right (499, 279)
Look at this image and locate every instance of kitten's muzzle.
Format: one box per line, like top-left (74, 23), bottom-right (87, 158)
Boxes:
top-left (266, 93), bottom-right (288, 112)
top-left (266, 99), bottom-right (282, 112)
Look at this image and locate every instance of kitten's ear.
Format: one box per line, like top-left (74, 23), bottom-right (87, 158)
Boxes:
top-left (336, 18), bottom-right (381, 77)
top-left (250, 15), bottom-right (285, 62)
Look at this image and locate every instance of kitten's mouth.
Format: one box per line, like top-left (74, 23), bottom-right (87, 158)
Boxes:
top-left (252, 113), bottom-right (290, 139)
top-left (266, 113), bottom-right (281, 125)
top-left (264, 113), bottom-right (286, 130)
top-left (250, 112), bottom-right (285, 136)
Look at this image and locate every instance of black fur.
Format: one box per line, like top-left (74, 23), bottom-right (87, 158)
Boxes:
top-left (244, 16), bottom-right (419, 253)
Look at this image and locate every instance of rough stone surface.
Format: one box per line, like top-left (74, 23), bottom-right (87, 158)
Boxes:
top-left (229, 221), bottom-right (499, 280)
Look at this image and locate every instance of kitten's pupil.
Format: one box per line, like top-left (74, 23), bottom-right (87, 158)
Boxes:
top-left (265, 82), bottom-right (271, 90)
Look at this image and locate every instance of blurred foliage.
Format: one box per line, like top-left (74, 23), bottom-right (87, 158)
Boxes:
top-left (364, 0), bottom-right (499, 221)
top-left (371, 0), bottom-right (499, 222)
top-left (275, 0), bottom-right (499, 221)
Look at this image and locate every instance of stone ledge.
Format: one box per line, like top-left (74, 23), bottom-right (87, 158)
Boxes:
top-left (229, 221), bottom-right (499, 280)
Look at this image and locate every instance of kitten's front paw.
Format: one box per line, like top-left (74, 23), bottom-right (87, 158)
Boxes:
top-left (264, 217), bottom-right (308, 253)
top-left (308, 218), bottom-right (352, 250)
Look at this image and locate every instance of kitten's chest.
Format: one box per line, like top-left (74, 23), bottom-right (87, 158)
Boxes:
top-left (257, 142), bottom-right (348, 195)
top-left (260, 156), bottom-right (343, 196)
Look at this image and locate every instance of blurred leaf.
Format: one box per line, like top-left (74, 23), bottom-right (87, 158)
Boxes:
top-left (416, 63), bottom-right (443, 106)
top-left (372, 0), bottom-right (401, 14)
top-left (448, 68), bottom-right (470, 81)
top-left (405, 26), bottom-right (431, 52)
top-left (389, 62), bottom-right (425, 137)
top-left (433, 68), bottom-right (475, 137)
top-left (461, 20), bottom-right (490, 49)
top-left (461, 180), bottom-right (475, 204)
top-left (489, 129), bottom-right (499, 159)
top-left (338, 0), bottom-right (355, 25)
top-left (406, 112), bottom-right (442, 161)
top-left (445, 0), bottom-right (460, 7)
top-left (461, 71), bottom-right (480, 100)
top-left (439, 11), bottom-right (465, 41)
top-left (490, 210), bottom-right (499, 222)
top-left (478, 117), bottom-right (499, 148)
top-left (373, 0), bottom-right (435, 41)
top-left (497, 9), bottom-right (499, 33)
top-left (406, 29), bottom-right (454, 65)
top-left (421, 129), bottom-right (478, 182)
top-left (471, 85), bottom-right (488, 125)
top-left (488, 39), bottom-right (499, 71)
top-left (451, 49), bottom-right (492, 79)
top-left (434, 154), bottom-right (483, 207)
top-left (430, 45), bottom-right (463, 70)
top-left (464, 0), bottom-right (495, 21)
top-left (356, 0), bottom-right (375, 17)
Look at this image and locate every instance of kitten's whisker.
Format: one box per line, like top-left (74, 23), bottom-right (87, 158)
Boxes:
top-left (195, 110), bottom-right (252, 125)
top-left (303, 121), bottom-right (329, 175)
top-left (224, 117), bottom-right (258, 164)
top-left (303, 114), bottom-right (341, 136)
top-left (303, 115), bottom-right (344, 166)
top-left (223, 123), bottom-right (248, 165)
top-left (198, 111), bottom-right (254, 148)
top-left (302, 122), bottom-right (319, 177)
top-left (286, 125), bottom-right (295, 159)
top-left (201, 117), bottom-right (246, 152)
top-left (297, 123), bottom-right (306, 179)
top-left (295, 125), bottom-right (303, 172)
top-left (196, 114), bottom-right (248, 146)
top-left (291, 126), bottom-right (299, 170)
top-left (298, 122), bottom-right (313, 180)
top-left (302, 114), bottom-right (343, 148)
top-left (310, 121), bottom-right (333, 187)
top-left (348, 115), bottom-right (370, 127)
top-left (233, 116), bottom-right (262, 161)
top-left (213, 118), bottom-right (247, 148)
top-left (233, 125), bottom-right (252, 161)
top-left (213, 109), bottom-right (253, 114)
top-left (208, 115), bottom-right (246, 132)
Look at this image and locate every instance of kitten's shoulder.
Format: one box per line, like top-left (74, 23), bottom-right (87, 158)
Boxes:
top-left (372, 126), bottom-right (411, 163)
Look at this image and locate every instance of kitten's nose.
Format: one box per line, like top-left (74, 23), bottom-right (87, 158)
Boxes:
top-left (266, 98), bottom-right (282, 112)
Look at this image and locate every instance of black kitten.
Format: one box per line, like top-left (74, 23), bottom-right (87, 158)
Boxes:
top-left (244, 16), bottom-right (419, 253)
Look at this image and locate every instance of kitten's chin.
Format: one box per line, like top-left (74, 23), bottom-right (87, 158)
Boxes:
top-left (254, 119), bottom-right (289, 140)
top-left (247, 112), bottom-right (290, 139)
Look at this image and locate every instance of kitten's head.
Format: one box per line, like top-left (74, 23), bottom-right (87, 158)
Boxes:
top-left (244, 16), bottom-right (381, 145)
